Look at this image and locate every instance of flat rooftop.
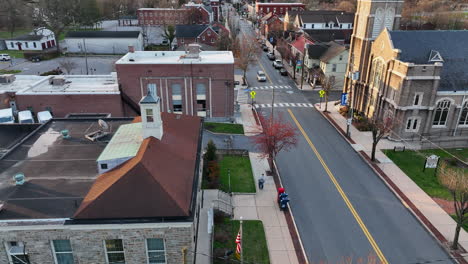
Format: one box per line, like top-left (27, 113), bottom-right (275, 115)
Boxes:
top-left (17, 75), bottom-right (119, 95)
top-left (115, 51), bottom-right (234, 65)
top-left (0, 75), bottom-right (48, 94)
top-left (0, 119), bottom-right (132, 220)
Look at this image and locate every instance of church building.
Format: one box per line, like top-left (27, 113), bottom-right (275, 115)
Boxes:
top-left (344, 0), bottom-right (468, 148)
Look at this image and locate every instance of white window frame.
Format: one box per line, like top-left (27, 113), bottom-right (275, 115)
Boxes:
top-left (458, 101), bottom-right (468, 127)
top-left (413, 92), bottom-right (423, 106)
top-left (146, 238), bottom-right (166, 264)
top-left (332, 64), bottom-right (337, 72)
top-left (5, 241), bottom-right (29, 264)
top-left (147, 83), bottom-right (157, 97)
top-left (432, 99), bottom-right (452, 127)
top-left (51, 240), bottom-right (74, 264)
top-left (405, 116), bottom-right (421, 132)
top-left (104, 239), bottom-right (126, 264)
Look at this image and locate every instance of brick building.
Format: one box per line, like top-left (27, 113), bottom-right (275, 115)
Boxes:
top-left (255, 2), bottom-right (305, 17)
top-left (137, 3), bottom-right (212, 26)
top-left (0, 95), bottom-right (203, 264)
top-left (0, 74), bottom-right (124, 118)
top-left (115, 44), bottom-right (235, 119)
top-left (344, 0), bottom-right (468, 148)
top-left (175, 24), bottom-right (227, 47)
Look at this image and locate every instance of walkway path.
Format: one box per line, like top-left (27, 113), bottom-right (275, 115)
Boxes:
top-left (319, 101), bottom-right (468, 261)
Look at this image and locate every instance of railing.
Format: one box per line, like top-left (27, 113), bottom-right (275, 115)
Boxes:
top-left (212, 199), bottom-right (234, 216)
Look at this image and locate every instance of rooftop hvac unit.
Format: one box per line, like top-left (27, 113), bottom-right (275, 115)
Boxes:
top-left (61, 129), bottom-right (71, 139)
top-left (14, 173), bottom-right (25, 185)
top-left (49, 76), bottom-right (66, 86)
top-left (0, 74), bottom-right (16, 84)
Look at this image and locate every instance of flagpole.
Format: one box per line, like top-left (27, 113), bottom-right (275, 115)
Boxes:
top-left (240, 216), bottom-right (243, 264)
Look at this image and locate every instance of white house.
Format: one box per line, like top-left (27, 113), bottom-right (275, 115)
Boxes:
top-left (295, 11), bottom-right (354, 30)
top-left (64, 31), bottom-right (143, 54)
top-left (5, 28), bottom-right (56, 51)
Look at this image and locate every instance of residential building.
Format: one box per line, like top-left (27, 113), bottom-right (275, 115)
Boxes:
top-left (304, 29), bottom-right (352, 45)
top-left (0, 94), bottom-right (203, 264)
top-left (344, 0), bottom-right (468, 148)
top-left (255, 2), bottom-right (305, 17)
top-left (175, 24), bottom-right (226, 47)
top-left (65, 31), bottom-right (143, 54)
top-left (293, 10), bottom-right (354, 30)
top-left (0, 74), bottom-right (124, 118)
top-left (115, 44), bottom-right (235, 119)
top-left (303, 42), bottom-right (348, 89)
top-left (137, 3), bottom-right (213, 26)
top-left (210, 0), bottom-right (221, 22)
top-left (260, 13), bottom-right (283, 37)
top-left (289, 34), bottom-right (314, 58)
top-left (5, 28), bottom-right (56, 51)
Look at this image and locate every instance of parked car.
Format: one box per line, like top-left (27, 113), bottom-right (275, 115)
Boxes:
top-left (262, 45), bottom-right (269, 52)
top-left (279, 68), bottom-right (288, 76)
top-left (257, 70), bottom-right (267, 82)
top-left (18, 110), bottom-right (34, 124)
top-left (0, 54), bottom-right (11, 61)
top-left (30, 56), bottom-right (41, 62)
top-left (0, 108), bottom-right (14, 124)
top-left (267, 52), bottom-right (275, 60)
top-left (37, 110), bottom-right (53, 124)
top-left (273, 59), bottom-right (283, 69)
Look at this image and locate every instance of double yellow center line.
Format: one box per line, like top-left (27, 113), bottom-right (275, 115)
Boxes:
top-left (287, 109), bottom-right (389, 264)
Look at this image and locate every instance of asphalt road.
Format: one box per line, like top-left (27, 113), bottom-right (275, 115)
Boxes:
top-left (237, 17), bottom-right (453, 264)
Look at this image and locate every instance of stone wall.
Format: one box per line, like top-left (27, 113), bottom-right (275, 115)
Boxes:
top-left (0, 223), bottom-right (193, 264)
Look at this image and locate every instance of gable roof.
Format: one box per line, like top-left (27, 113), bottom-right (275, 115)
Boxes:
top-left (299, 10), bottom-right (354, 24)
top-left (74, 113), bottom-right (202, 220)
top-left (320, 42), bottom-right (346, 63)
top-left (304, 29), bottom-right (352, 43)
top-left (290, 35), bottom-right (314, 54)
top-left (388, 30), bottom-right (468, 92)
top-left (7, 34), bottom-right (43, 41)
top-left (307, 43), bottom-right (331, 59)
top-left (66, 31), bottom-right (141, 39)
top-left (176, 25), bottom-right (208, 38)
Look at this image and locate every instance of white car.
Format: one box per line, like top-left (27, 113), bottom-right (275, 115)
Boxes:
top-left (0, 54), bottom-right (11, 61)
top-left (273, 59), bottom-right (283, 69)
top-left (257, 71), bottom-right (267, 82)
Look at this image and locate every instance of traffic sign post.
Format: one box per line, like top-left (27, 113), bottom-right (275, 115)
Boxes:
top-left (250, 91), bottom-right (256, 107)
top-left (319, 90), bottom-right (325, 98)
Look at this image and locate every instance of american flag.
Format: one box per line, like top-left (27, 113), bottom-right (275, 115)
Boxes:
top-left (235, 228), bottom-right (242, 259)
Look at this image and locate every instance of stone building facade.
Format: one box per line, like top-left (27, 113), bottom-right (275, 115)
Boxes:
top-left (343, 0), bottom-right (468, 148)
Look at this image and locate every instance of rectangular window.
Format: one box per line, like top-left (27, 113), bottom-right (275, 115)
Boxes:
top-left (202, 36), bottom-right (205, 41)
top-left (147, 238), bottom-right (166, 264)
top-left (348, 24), bottom-right (351, 29)
top-left (52, 240), bottom-right (74, 264)
top-left (100, 163), bottom-right (108, 170)
top-left (25, 42), bottom-right (29, 48)
top-left (146, 109), bottom-right (154, 122)
top-left (405, 117), bottom-right (420, 132)
top-left (6, 241), bottom-right (29, 264)
top-left (33, 42), bottom-right (37, 48)
top-left (332, 64), bottom-right (337, 72)
top-left (104, 239), bottom-right (125, 264)
top-left (172, 84), bottom-right (183, 113)
top-left (10, 42), bottom-right (14, 48)
top-left (339, 55), bottom-right (343, 61)
top-left (147, 83), bottom-right (157, 97)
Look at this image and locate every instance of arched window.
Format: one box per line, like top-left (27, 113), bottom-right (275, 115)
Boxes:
top-left (459, 101), bottom-right (468, 126)
top-left (433, 100), bottom-right (451, 126)
top-left (370, 59), bottom-right (384, 90)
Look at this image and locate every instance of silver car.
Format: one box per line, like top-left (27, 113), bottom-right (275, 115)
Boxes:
top-left (0, 54), bottom-right (11, 61)
top-left (257, 71), bottom-right (267, 82)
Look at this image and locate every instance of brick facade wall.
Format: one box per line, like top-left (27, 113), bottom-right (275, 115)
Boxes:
top-left (116, 63), bottom-right (234, 118)
top-left (0, 223), bottom-right (193, 264)
top-left (15, 93), bottom-right (124, 118)
top-left (256, 4), bottom-right (305, 17)
top-left (137, 6), bottom-right (210, 26)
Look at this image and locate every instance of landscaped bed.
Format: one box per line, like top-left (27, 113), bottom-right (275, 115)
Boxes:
top-left (213, 217), bottom-right (270, 264)
top-left (219, 155), bottom-right (256, 193)
top-left (384, 148), bottom-right (467, 200)
top-left (205, 122), bottom-right (244, 134)
top-left (0, 69), bottom-right (21, 74)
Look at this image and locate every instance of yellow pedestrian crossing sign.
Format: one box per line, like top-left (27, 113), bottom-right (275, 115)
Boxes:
top-left (319, 90), bottom-right (325, 98)
top-left (250, 91), bottom-right (256, 99)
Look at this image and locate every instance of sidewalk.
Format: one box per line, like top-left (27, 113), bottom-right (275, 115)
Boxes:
top-left (318, 101), bottom-right (468, 260)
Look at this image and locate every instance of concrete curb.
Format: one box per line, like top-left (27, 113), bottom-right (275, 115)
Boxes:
top-left (314, 104), bottom-right (467, 264)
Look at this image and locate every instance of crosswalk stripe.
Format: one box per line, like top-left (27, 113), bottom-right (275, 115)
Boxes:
top-left (290, 103), bottom-right (296, 107)
top-left (278, 103), bottom-right (284, 107)
top-left (266, 104), bottom-right (271, 107)
top-left (284, 103), bottom-right (290, 107)
top-left (308, 103), bottom-right (313, 107)
top-left (270, 86), bottom-right (274, 89)
top-left (254, 104), bottom-right (259, 108)
top-left (261, 104), bottom-right (266, 107)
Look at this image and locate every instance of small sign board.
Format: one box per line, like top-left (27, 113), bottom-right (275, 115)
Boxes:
top-left (346, 119), bottom-right (352, 125)
top-left (425, 155), bottom-right (440, 169)
top-left (250, 91), bottom-right (256, 99)
top-left (319, 90), bottom-right (325, 98)
top-left (341, 93), bottom-right (348, 105)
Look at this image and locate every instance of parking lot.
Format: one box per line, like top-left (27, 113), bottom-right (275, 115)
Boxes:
top-left (0, 55), bottom-right (121, 75)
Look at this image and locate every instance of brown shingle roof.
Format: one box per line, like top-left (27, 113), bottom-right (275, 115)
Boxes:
top-left (73, 113), bottom-right (202, 220)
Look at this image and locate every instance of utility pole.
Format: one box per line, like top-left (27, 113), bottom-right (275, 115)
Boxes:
top-left (83, 39), bottom-right (89, 75)
top-left (271, 84), bottom-right (275, 127)
top-left (300, 43), bottom-right (308, 90)
top-left (240, 216), bottom-right (243, 264)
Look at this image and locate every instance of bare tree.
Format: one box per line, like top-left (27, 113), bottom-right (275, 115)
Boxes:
top-left (235, 36), bottom-right (258, 85)
top-left (321, 74), bottom-right (336, 113)
top-left (438, 161), bottom-right (468, 250)
top-left (1, 0), bottom-right (30, 37)
top-left (162, 24), bottom-right (176, 47)
top-left (58, 58), bottom-right (77, 74)
top-left (370, 117), bottom-right (393, 161)
top-left (34, 0), bottom-right (80, 52)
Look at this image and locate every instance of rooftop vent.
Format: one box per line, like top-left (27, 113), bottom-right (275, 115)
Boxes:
top-left (14, 173), bottom-right (25, 185)
top-left (0, 74), bottom-right (16, 84)
top-left (49, 76), bottom-right (66, 86)
top-left (61, 129), bottom-right (71, 139)
top-left (185, 44), bottom-right (201, 59)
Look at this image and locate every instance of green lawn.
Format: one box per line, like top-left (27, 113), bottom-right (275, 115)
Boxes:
top-left (205, 122), bottom-right (244, 134)
top-left (213, 218), bottom-right (270, 264)
top-left (0, 69), bottom-right (21, 74)
top-left (219, 155), bottom-right (255, 193)
top-left (0, 50), bottom-right (25, 59)
top-left (451, 215), bottom-right (468, 232)
top-left (384, 148), bottom-right (468, 200)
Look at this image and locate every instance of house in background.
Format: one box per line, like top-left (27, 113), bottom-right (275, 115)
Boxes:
top-left (64, 31), bottom-right (143, 54)
top-left (260, 13), bottom-right (283, 37)
top-left (255, 2), bottom-right (305, 18)
top-left (175, 24), bottom-right (223, 47)
top-left (294, 10), bottom-right (354, 30)
top-left (5, 27), bottom-right (56, 51)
